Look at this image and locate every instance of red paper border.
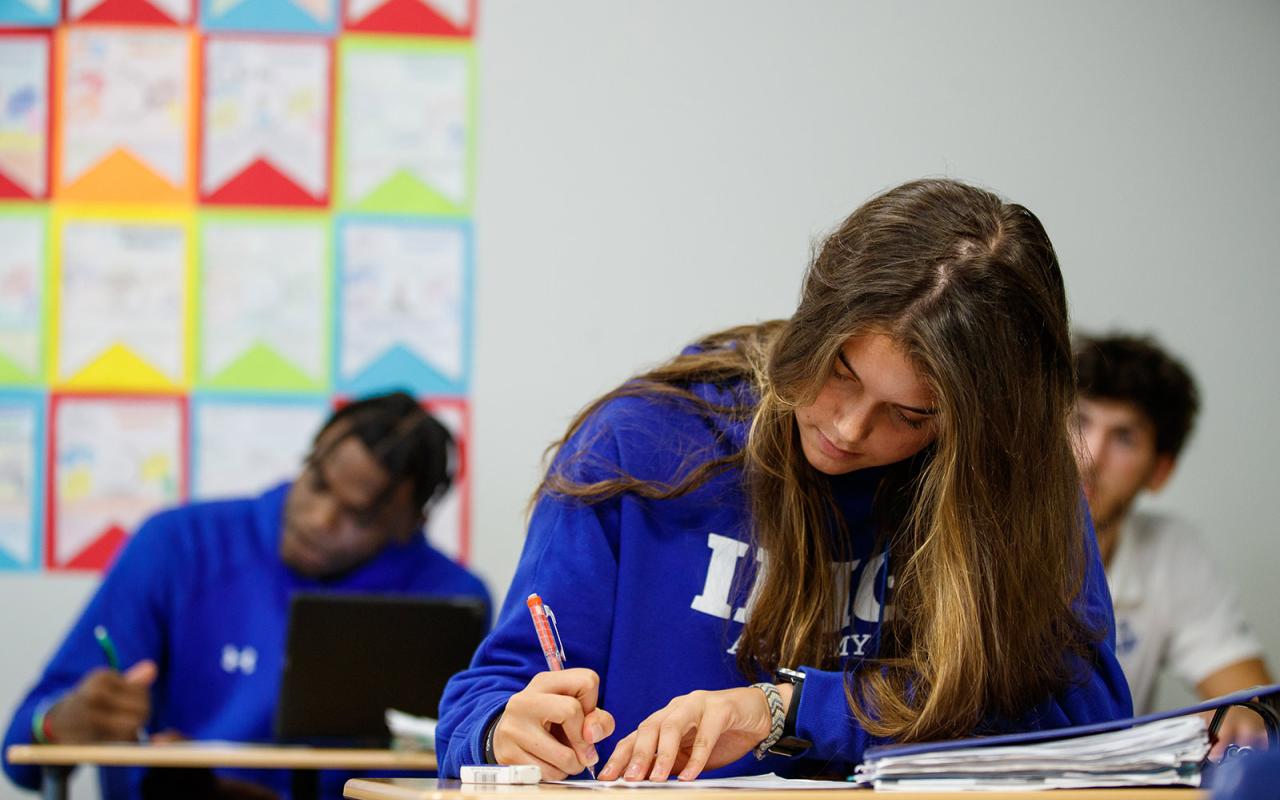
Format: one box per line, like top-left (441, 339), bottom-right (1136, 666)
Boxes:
top-left (198, 33), bottom-right (335, 208)
top-left (46, 392), bottom-right (191, 572)
top-left (342, 0), bottom-right (475, 37)
top-left (63, 0), bottom-right (195, 26)
top-left (423, 395), bottom-right (470, 564)
top-left (0, 29), bottom-right (54, 201)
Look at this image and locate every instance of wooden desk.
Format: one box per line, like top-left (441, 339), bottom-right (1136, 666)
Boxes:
top-left (7, 742), bottom-right (437, 800)
top-left (343, 778), bottom-right (1207, 800)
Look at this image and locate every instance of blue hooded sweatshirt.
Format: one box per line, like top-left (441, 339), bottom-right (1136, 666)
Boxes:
top-left (3, 482), bottom-right (490, 799)
top-left (436, 378), bottom-right (1132, 778)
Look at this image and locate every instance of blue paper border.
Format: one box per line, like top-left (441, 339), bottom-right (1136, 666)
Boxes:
top-left (0, 389), bottom-right (45, 571)
top-left (0, 1), bottom-right (58, 27)
top-left (333, 215), bottom-right (473, 396)
top-left (199, 0), bottom-right (337, 34)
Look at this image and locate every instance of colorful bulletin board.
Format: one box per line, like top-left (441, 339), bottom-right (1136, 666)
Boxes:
top-left (0, 0), bottom-right (477, 572)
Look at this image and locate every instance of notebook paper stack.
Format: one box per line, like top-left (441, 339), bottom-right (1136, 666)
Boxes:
top-left (853, 715), bottom-right (1210, 791)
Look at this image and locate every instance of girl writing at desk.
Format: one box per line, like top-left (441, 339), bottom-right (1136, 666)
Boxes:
top-left (437, 178), bottom-right (1132, 781)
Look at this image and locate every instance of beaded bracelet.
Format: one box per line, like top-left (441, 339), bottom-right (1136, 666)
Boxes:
top-left (751, 682), bottom-right (786, 760)
top-left (31, 699), bottom-right (56, 745)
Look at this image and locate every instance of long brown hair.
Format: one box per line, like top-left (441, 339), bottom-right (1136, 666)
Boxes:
top-left (536, 179), bottom-right (1095, 743)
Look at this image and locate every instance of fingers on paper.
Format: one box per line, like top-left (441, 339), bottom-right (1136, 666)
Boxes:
top-left (676, 706), bottom-right (730, 781)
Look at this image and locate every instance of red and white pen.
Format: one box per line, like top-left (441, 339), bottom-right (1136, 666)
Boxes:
top-left (526, 593), bottom-right (595, 779)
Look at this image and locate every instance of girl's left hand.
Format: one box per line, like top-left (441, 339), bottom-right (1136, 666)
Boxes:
top-left (597, 684), bottom-right (791, 782)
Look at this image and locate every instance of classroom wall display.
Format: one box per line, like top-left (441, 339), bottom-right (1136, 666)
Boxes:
top-left (56, 27), bottom-right (197, 203)
top-left (0, 208), bottom-right (46, 385)
top-left (200, 36), bottom-right (333, 206)
top-left (191, 395), bottom-right (328, 498)
top-left (0, 32), bottom-right (52, 199)
top-left (201, 0), bottom-right (337, 34)
top-left (336, 216), bottom-right (471, 395)
top-left (0, 391), bottom-right (42, 570)
top-left (48, 393), bottom-right (186, 571)
top-left (50, 208), bottom-right (192, 391)
top-left (197, 212), bottom-right (329, 390)
top-left (337, 35), bottom-right (473, 215)
top-left (0, 1), bottom-right (477, 572)
top-left (343, 0), bottom-right (473, 37)
top-left (0, 0), bottom-right (58, 29)
top-left (422, 395), bottom-right (467, 562)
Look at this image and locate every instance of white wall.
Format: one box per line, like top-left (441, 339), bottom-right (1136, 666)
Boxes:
top-left (2, 1), bottom-right (1277, 796)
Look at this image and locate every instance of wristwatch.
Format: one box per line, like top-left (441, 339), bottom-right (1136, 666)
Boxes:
top-left (768, 668), bottom-right (812, 757)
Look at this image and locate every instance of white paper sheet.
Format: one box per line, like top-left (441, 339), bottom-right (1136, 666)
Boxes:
top-left (0, 216), bottom-right (44, 377)
top-left (343, 46), bottom-right (468, 204)
top-left (0, 36), bottom-right (49, 197)
top-left (203, 39), bottom-right (329, 198)
top-left (61, 29), bottom-right (190, 187)
top-left (54, 397), bottom-right (182, 565)
top-left (0, 403), bottom-right (37, 565)
top-left (199, 218), bottom-right (327, 382)
top-left (339, 221), bottom-right (465, 382)
top-left (193, 401), bottom-right (327, 500)
top-left (58, 219), bottom-right (186, 382)
top-left (548, 773), bottom-right (860, 790)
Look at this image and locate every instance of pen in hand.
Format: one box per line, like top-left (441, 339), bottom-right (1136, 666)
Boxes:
top-left (93, 625), bottom-right (120, 670)
top-left (527, 594), bottom-right (597, 779)
top-left (93, 625), bottom-right (150, 743)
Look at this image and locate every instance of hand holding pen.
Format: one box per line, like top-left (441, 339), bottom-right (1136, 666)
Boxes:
top-left (489, 594), bottom-right (615, 780)
top-left (37, 626), bottom-right (157, 745)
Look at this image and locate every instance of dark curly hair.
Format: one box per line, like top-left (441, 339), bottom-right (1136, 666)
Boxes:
top-left (1074, 333), bottom-right (1200, 457)
top-left (316, 391), bottom-right (455, 512)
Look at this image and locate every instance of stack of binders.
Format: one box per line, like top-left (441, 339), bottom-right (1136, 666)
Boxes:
top-left (854, 715), bottom-right (1208, 791)
top-left (852, 683), bottom-right (1280, 792)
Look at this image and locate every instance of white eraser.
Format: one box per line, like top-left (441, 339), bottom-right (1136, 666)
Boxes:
top-left (460, 765), bottom-right (542, 784)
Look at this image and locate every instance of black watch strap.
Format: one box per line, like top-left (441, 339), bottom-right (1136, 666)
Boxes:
top-left (769, 668), bottom-right (812, 757)
top-left (482, 711), bottom-right (503, 763)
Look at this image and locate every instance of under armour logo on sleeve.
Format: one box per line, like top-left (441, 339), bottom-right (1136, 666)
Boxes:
top-left (221, 644), bottom-right (258, 675)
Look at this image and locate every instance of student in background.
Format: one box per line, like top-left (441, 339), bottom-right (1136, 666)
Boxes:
top-left (1074, 333), bottom-right (1273, 750)
top-left (3, 392), bottom-right (490, 800)
top-left (437, 179), bottom-right (1131, 782)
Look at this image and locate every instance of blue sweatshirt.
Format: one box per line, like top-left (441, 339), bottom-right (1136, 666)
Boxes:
top-left (436, 380), bottom-right (1132, 778)
top-left (3, 482), bottom-right (490, 799)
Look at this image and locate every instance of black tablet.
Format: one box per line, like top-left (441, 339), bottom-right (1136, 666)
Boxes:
top-left (275, 593), bottom-right (487, 745)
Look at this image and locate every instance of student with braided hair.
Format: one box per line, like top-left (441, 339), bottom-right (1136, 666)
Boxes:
top-left (3, 392), bottom-right (489, 799)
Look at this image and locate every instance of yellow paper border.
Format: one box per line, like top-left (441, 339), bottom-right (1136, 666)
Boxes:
top-left (48, 204), bottom-right (195, 392)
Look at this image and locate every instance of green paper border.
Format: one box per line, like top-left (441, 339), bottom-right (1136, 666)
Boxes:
top-left (336, 35), bottom-right (476, 217)
top-left (195, 209), bottom-right (333, 393)
top-left (0, 204), bottom-right (48, 388)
